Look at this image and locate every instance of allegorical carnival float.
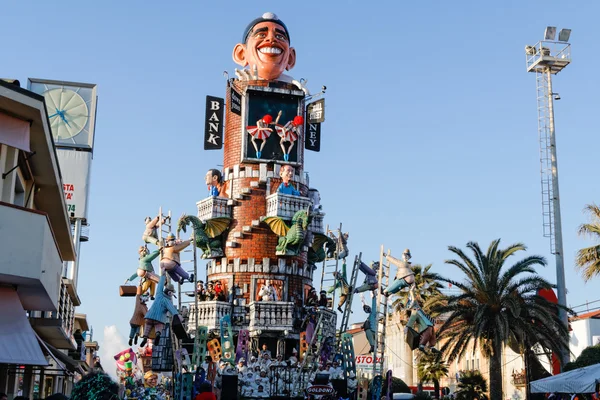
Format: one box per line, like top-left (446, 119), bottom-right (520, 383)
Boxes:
top-left (114, 12), bottom-right (438, 400)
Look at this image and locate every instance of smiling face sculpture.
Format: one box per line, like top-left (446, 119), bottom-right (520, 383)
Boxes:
top-left (233, 12), bottom-right (297, 81)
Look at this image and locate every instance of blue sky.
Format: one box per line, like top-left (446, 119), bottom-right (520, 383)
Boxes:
top-left (5, 0), bottom-right (600, 370)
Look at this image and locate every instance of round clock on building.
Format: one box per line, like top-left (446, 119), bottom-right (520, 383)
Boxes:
top-left (27, 79), bottom-right (98, 150)
top-left (44, 88), bottom-right (89, 141)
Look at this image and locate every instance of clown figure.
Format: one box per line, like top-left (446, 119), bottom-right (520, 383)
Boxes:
top-left (139, 274), bottom-right (179, 347)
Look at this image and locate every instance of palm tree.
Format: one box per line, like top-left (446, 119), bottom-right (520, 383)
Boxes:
top-left (455, 370), bottom-right (489, 400)
top-left (431, 239), bottom-right (570, 400)
top-left (576, 203), bottom-right (600, 281)
top-left (416, 352), bottom-right (449, 399)
top-left (392, 263), bottom-right (443, 315)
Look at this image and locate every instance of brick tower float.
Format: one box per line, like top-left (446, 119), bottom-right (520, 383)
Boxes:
top-left (193, 11), bottom-right (336, 357)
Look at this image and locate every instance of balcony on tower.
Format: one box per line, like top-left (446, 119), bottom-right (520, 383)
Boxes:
top-left (265, 193), bottom-right (312, 220)
top-left (196, 196), bottom-right (231, 221)
top-left (186, 300), bottom-right (232, 333)
top-left (248, 301), bottom-right (294, 333)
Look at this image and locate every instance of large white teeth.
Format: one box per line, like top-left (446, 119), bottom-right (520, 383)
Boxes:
top-left (259, 47), bottom-right (282, 55)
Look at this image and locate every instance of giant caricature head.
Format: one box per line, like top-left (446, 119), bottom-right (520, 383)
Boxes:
top-left (233, 12), bottom-right (296, 81)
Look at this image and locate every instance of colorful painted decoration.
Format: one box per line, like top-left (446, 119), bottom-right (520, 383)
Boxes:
top-left (274, 113), bottom-right (303, 161)
top-left (207, 338), bottom-right (222, 363)
top-left (232, 12), bottom-right (296, 82)
top-left (177, 214), bottom-right (232, 259)
top-left (114, 348), bottom-right (137, 372)
top-left (160, 233), bottom-right (194, 284)
top-left (205, 168), bottom-right (223, 197)
top-left (220, 315), bottom-right (236, 366)
top-left (262, 208), bottom-right (311, 256)
top-left (139, 274), bottom-right (179, 348)
top-left (193, 326), bottom-right (208, 367)
top-left (235, 329), bottom-right (250, 363)
top-left (246, 114), bottom-right (274, 159)
top-left (124, 246), bottom-right (160, 298)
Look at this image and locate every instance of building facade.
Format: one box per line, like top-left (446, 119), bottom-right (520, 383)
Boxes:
top-left (0, 79), bottom-right (98, 399)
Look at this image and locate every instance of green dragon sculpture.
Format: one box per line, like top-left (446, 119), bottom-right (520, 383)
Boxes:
top-left (263, 209), bottom-right (312, 256)
top-left (307, 232), bottom-right (337, 268)
top-left (177, 215), bottom-right (231, 259)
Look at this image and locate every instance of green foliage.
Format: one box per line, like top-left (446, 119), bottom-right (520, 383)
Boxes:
top-left (564, 343), bottom-right (600, 371)
top-left (382, 376), bottom-right (411, 395)
top-left (392, 263), bottom-right (443, 316)
top-left (416, 352), bottom-right (449, 383)
top-left (431, 239), bottom-right (570, 400)
top-left (455, 370), bottom-right (489, 400)
top-left (576, 204), bottom-right (600, 281)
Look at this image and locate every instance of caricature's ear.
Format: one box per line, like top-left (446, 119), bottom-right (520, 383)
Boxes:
top-left (232, 43), bottom-right (248, 67)
top-left (286, 47), bottom-right (297, 71)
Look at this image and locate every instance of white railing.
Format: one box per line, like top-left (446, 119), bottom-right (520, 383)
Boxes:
top-left (265, 193), bottom-right (312, 220)
top-left (187, 301), bottom-right (232, 332)
top-left (248, 301), bottom-right (294, 331)
top-left (308, 212), bottom-right (325, 233)
top-left (196, 196), bottom-right (231, 221)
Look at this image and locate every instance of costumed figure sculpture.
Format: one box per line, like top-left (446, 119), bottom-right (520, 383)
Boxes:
top-left (405, 300), bottom-right (439, 353)
top-left (177, 214), bottom-right (232, 259)
top-left (277, 164), bottom-right (301, 196)
top-left (160, 233), bottom-right (194, 284)
top-left (139, 274), bottom-right (179, 347)
top-left (361, 294), bottom-right (378, 353)
top-left (233, 12), bottom-right (297, 82)
top-left (114, 348), bottom-right (137, 373)
top-left (142, 215), bottom-right (165, 246)
top-left (129, 290), bottom-right (150, 346)
top-left (246, 114), bottom-right (274, 159)
top-left (263, 208), bottom-right (311, 256)
top-left (125, 246), bottom-right (160, 298)
top-left (274, 111), bottom-right (303, 161)
top-left (383, 249), bottom-right (416, 305)
top-left (205, 168), bottom-right (224, 197)
top-left (328, 263), bottom-right (352, 313)
top-left (257, 279), bottom-right (278, 301)
top-left (308, 188), bottom-right (322, 213)
top-left (354, 261), bottom-right (380, 294)
top-left (329, 229), bottom-right (349, 260)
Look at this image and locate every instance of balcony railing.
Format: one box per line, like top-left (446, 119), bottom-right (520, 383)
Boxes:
top-left (266, 193), bottom-right (312, 220)
top-left (248, 301), bottom-right (294, 332)
top-left (308, 212), bottom-right (325, 233)
top-left (196, 196), bottom-right (231, 221)
top-left (186, 301), bottom-right (232, 332)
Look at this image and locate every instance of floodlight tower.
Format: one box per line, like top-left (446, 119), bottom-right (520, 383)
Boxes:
top-left (525, 26), bottom-right (571, 366)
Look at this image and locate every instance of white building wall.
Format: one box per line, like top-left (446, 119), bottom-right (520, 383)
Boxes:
top-left (570, 318), bottom-right (600, 360)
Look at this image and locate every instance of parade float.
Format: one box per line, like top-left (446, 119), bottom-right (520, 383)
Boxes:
top-left (114, 12), bottom-right (437, 400)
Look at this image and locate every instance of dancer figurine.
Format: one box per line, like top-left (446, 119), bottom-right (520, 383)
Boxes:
top-left (354, 261), bottom-right (379, 294)
top-left (383, 249), bottom-right (416, 306)
top-left (140, 274), bottom-right (179, 347)
top-left (247, 114), bottom-right (274, 159)
top-left (125, 246), bottom-right (160, 298)
top-left (275, 112), bottom-right (303, 161)
top-left (142, 215), bottom-right (165, 246)
top-left (160, 233), bottom-right (195, 284)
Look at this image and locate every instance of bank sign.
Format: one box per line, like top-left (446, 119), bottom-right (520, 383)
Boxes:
top-left (355, 354), bottom-right (384, 369)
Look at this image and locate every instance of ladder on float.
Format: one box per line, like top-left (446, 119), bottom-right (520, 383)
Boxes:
top-left (319, 223), bottom-right (343, 308)
top-left (336, 253), bottom-right (361, 349)
top-left (372, 245), bottom-right (391, 377)
top-left (157, 207), bottom-right (172, 276)
top-left (177, 227), bottom-right (199, 335)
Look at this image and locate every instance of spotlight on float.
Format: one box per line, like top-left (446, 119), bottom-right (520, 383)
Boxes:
top-left (558, 28), bottom-right (571, 42)
top-left (545, 26), bottom-right (557, 41)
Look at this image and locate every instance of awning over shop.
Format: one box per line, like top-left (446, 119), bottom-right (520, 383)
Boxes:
top-left (37, 336), bottom-right (84, 374)
top-left (0, 111), bottom-right (30, 152)
top-left (0, 287), bottom-right (48, 366)
top-left (530, 363), bottom-right (600, 393)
